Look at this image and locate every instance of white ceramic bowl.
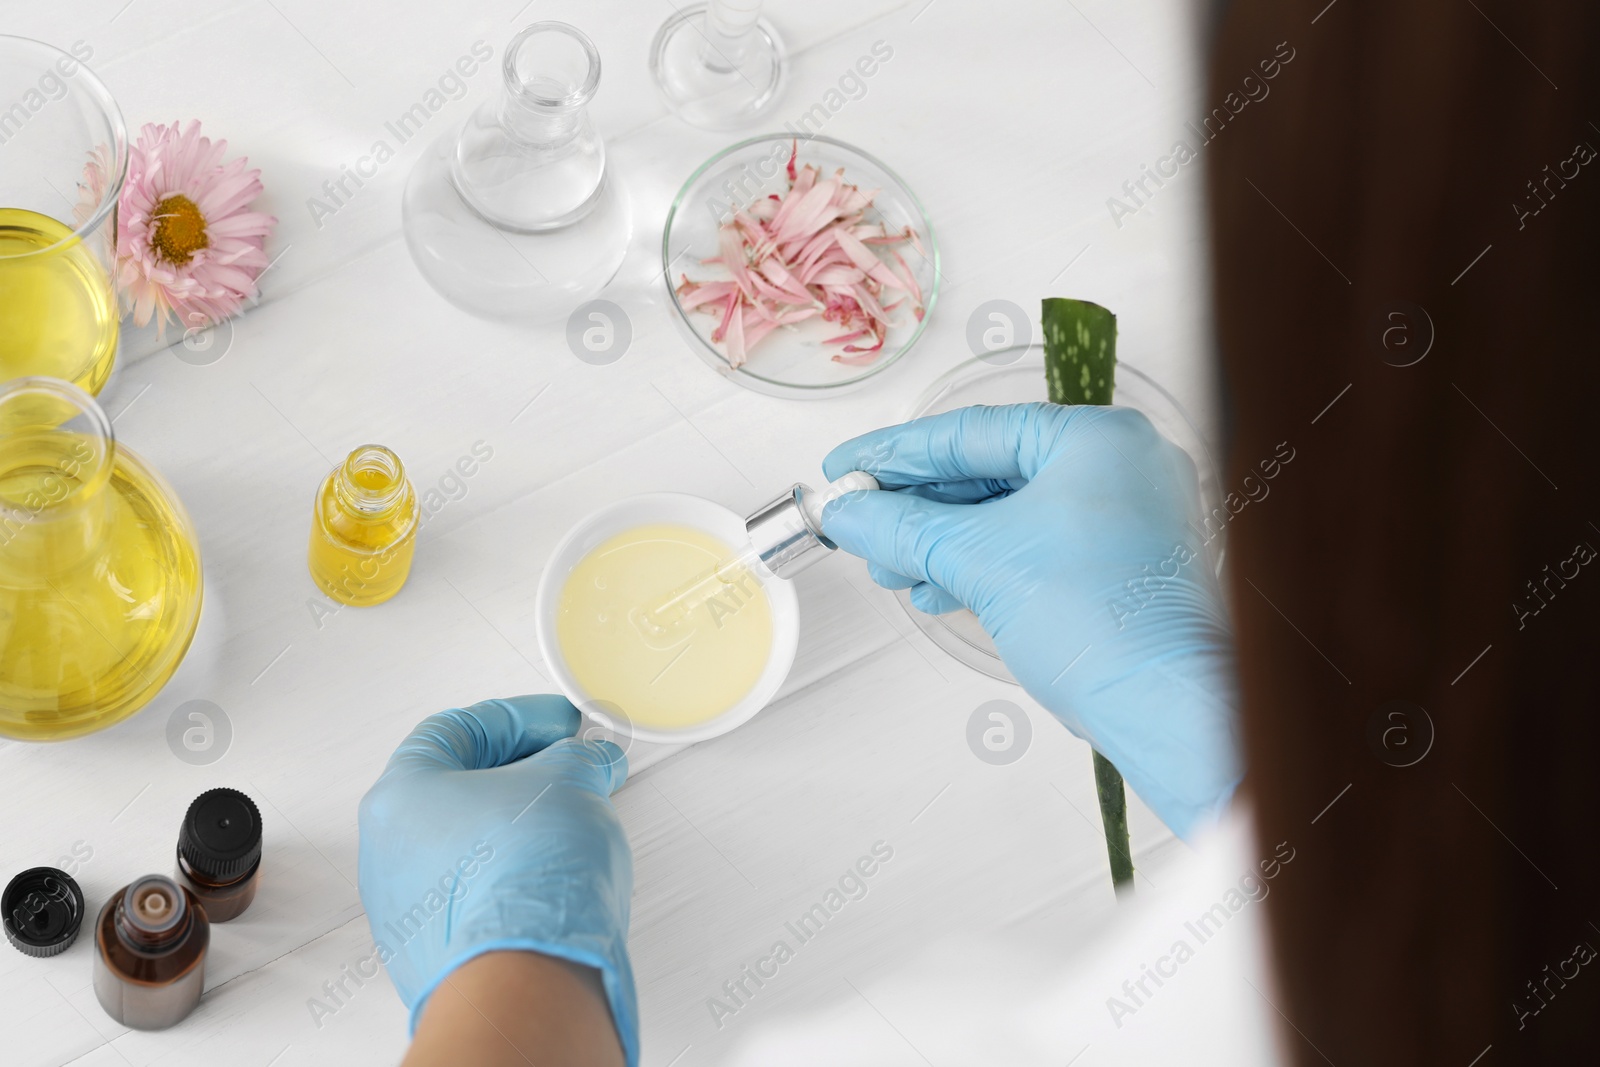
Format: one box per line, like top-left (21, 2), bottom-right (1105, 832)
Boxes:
top-left (535, 493), bottom-right (800, 745)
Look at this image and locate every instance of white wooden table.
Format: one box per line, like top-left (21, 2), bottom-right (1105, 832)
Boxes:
top-left (0, 1), bottom-right (1280, 1063)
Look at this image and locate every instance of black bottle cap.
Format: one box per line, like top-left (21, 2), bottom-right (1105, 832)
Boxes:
top-left (3, 867), bottom-right (85, 958)
top-left (178, 788), bottom-right (263, 882)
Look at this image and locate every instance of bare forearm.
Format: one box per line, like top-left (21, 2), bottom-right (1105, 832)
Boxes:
top-left (404, 952), bottom-right (625, 1067)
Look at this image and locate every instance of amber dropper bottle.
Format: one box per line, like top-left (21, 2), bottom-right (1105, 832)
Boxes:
top-left (93, 875), bottom-right (210, 1030)
top-left (308, 444), bottom-right (420, 606)
top-left (175, 788), bottom-right (263, 922)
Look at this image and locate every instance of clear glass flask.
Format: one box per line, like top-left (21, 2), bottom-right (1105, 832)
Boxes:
top-left (403, 22), bottom-right (632, 322)
top-left (0, 36), bottom-right (128, 395)
top-left (650, 1), bottom-right (786, 130)
top-left (0, 377), bottom-right (203, 740)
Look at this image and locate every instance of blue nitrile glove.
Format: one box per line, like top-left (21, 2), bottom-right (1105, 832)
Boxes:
top-left (357, 695), bottom-right (637, 1066)
top-left (821, 403), bottom-right (1240, 839)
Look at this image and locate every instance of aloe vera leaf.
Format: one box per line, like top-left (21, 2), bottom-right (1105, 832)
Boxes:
top-left (1092, 751), bottom-right (1136, 889)
top-left (1042, 297), bottom-right (1117, 407)
top-left (1042, 297), bottom-right (1133, 893)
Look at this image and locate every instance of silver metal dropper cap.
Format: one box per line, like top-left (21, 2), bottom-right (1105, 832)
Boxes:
top-left (745, 472), bottom-right (878, 580)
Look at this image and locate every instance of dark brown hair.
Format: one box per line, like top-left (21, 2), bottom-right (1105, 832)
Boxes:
top-left (1208, 1), bottom-right (1600, 1062)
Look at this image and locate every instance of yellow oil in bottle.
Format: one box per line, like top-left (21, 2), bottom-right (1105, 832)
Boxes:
top-left (556, 524), bottom-right (773, 730)
top-left (308, 445), bottom-right (419, 607)
top-left (0, 404), bottom-right (204, 741)
top-left (0, 209), bottom-right (120, 396)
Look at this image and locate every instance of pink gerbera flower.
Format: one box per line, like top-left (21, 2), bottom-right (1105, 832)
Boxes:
top-left (90, 121), bottom-right (277, 334)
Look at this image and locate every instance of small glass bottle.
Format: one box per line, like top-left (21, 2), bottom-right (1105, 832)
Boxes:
top-left (308, 444), bottom-right (420, 607)
top-left (175, 788), bottom-right (262, 923)
top-left (93, 875), bottom-right (209, 1030)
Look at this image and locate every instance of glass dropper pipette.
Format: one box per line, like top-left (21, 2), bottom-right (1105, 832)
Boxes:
top-left (630, 472), bottom-right (877, 645)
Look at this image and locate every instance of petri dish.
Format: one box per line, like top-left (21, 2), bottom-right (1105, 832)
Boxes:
top-left (895, 344), bottom-right (1224, 683)
top-left (661, 134), bottom-right (939, 399)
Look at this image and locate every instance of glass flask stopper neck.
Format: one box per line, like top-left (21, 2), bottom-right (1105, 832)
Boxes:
top-left (699, 0), bottom-right (763, 70)
top-left (0, 377), bottom-right (114, 580)
top-left (451, 21), bottom-right (608, 232)
top-left (648, 0), bottom-right (785, 131)
top-left (497, 22), bottom-right (600, 146)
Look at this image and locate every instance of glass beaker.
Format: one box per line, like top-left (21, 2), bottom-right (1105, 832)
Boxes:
top-left (0, 378), bottom-right (203, 741)
top-left (403, 22), bottom-right (632, 322)
top-left (0, 37), bottom-right (127, 396)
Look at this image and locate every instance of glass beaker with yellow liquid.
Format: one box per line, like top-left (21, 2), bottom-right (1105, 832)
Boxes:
top-left (0, 36), bottom-right (128, 395)
top-left (0, 378), bottom-right (204, 741)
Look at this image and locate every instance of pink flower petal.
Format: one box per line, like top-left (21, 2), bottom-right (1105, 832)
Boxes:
top-left (834, 228), bottom-right (907, 293)
top-left (678, 279), bottom-right (738, 311)
top-left (725, 300), bottom-right (748, 367)
top-left (717, 224), bottom-right (757, 300)
top-left (832, 347), bottom-right (883, 366)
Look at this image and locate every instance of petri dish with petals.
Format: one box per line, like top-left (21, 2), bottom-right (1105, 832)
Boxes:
top-left (662, 134), bottom-right (939, 399)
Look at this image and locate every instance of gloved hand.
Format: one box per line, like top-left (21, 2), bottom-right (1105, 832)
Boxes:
top-left (821, 403), bottom-right (1240, 839)
top-left (358, 695), bottom-right (637, 1066)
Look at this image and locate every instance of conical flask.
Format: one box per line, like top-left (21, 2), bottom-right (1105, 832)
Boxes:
top-left (0, 377), bottom-right (202, 740)
top-left (402, 21), bottom-right (632, 322)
